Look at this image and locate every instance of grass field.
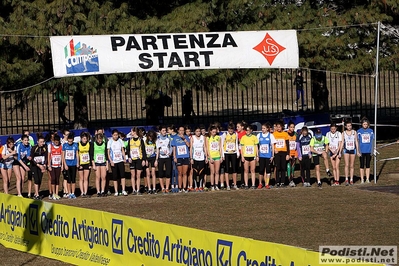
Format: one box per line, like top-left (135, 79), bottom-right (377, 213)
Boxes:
top-left (1, 143), bottom-right (399, 265)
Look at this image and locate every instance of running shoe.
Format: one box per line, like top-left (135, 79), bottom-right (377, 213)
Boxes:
top-left (317, 182), bottom-right (322, 188)
top-left (226, 186), bottom-right (231, 191)
top-left (114, 192), bottom-right (119, 196)
top-left (52, 195), bottom-right (59, 200)
top-left (107, 190), bottom-right (112, 196)
top-left (165, 189), bottom-right (170, 193)
top-left (199, 187), bottom-right (204, 192)
top-left (303, 182), bottom-right (307, 187)
top-left (220, 185), bottom-right (225, 190)
top-left (265, 185), bottom-right (270, 189)
top-left (48, 194), bottom-right (53, 200)
top-left (137, 191), bottom-right (142, 195)
top-left (257, 184), bottom-right (263, 189)
top-left (289, 181), bottom-right (296, 187)
top-left (97, 192), bottom-right (101, 197)
top-left (17, 194), bottom-right (23, 197)
top-left (122, 190), bottom-right (128, 196)
top-left (326, 170), bottom-right (332, 177)
top-left (345, 180), bottom-right (349, 186)
top-left (69, 193), bottom-right (76, 199)
top-left (215, 186), bottom-right (220, 191)
top-left (81, 193), bottom-right (87, 198)
top-left (250, 186), bottom-right (256, 190)
top-left (366, 179), bottom-right (370, 183)
top-left (153, 190), bottom-right (158, 195)
top-left (350, 180), bottom-right (354, 185)
top-left (233, 185), bottom-right (238, 190)
top-left (360, 180), bottom-right (364, 184)
top-left (244, 185), bottom-right (249, 190)
top-left (33, 195), bottom-right (41, 200)
top-left (63, 193), bottom-right (69, 198)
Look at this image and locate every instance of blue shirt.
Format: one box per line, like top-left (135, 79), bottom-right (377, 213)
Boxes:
top-left (357, 128), bottom-right (374, 153)
top-left (171, 135), bottom-right (190, 159)
top-left (257, 132), bottom-right (274, 158)
top-left (297, 135), bottom-right (312, 158)
top-left (17, 143), bottom-right (31, 162)
top-left (62, 142), bottom-right (78, 166)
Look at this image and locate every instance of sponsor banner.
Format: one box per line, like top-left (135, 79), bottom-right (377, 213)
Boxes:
top-left (0, 194), bottom-right (385, 266)
top-left (50, 31), bottom-right (299, 77)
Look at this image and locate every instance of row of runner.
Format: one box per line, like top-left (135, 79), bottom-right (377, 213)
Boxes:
top-left (0, 118), bottom-right (374, 199)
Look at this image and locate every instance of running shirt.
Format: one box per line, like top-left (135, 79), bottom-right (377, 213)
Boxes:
top-left (237, 130), bottom-right (246, 152)
top-left (357, 128), bottom-right (374, 153)
top-left (326, 131), bottom-right (342, 154)
top-left (62, 142), bottom-right (78, 166)
top-left (48, 143), bottom-right (62, 168)
top-left (240, 134), bottom-right (259, 157)
top-left (257, 132), bottom-right (276, 159)
top-left (171, 135), bottom-right (190, 159)
top-left (30, 145), bottom-right (47, 166)
top-left (297, 135), bottom-right (312, 158)
top-left (144, 141), bottom-right (156, 159)
top-left (273, 131), bottom-right (290, 153)
top-left (192, 135), bottom-right (205, 161)
top-left (343, 130), bottom-right (356, 151)
top-left (310, 136), bottom-right (329, 156)
top-left (207, 135), bottom-right (221, 159)
top-left (90, 141), bottom-right (107, 164)
top-left (17, 143), bottom-right (31, 164)
top-left (287, 132), bottom-right (298, 157)
top-left (107, 138), bottom-right (125, 163)
top-left (222, 132), bottom-right (239, 155)
top-left (2, 145), bottom-right (15, 166)
top-left (127, 137), bottom-right (146, 160)
top-left (78, 142), bottom-right (91, 165)
top-left (156, 135), bottom-right (171, 159)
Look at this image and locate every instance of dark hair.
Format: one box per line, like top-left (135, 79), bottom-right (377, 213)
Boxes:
top-left (146, 130), bottom-right (157, 144)
top-left (227, 123), bottom-right (235, 130)
top-left (167, 124), bottom-right (175, 131)
top-left (288, 121), bottom-right (295, 127)
top-left (67, 133), bottom-right (74, 140)
top-left (96, 133), bottom-right (104, 142)
top-left (37, 134), bottom-right (45, 140)
top-left (199, 124), bottom-right (206, 130)
top-left (159, 125), bottom-right (167, 131)
top-left (111, 129), bottom-right (119, 135)
top-left (119, 132), bottom-right (126, 139)
top-left (275, 120), bottom-right (284, 128)
top-left (6, 137), bottom-right (15, 145)
top-left (208, 125), bottom-right (217, 132)
top-left (301, 126), bottom-right (308, 132)
top-left (246, 125), bottom-right (253, 131)
top-left (330, 123), bottom-right (337, 128)
top-left (54, 135), bottom-right (61, 141)
top-left (262, 122), bottom-right (271, 129)
top-left (21, 134), bottom-right (29, 141)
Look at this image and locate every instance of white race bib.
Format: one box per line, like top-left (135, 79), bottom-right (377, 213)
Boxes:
top-left (361, 134), bottom-right (370, 143)
top-left (210, 142), bottom-right (219, 151)
top-left (145, 146), bottom-right (155, 156)
top-left (193, 148), bottom-right (204, 160)
top-left (245, 145), bottom-right (254, 155)
top-left (52, 155), bottom-right (61, 166)
top-left (80, 153), bottom-right (90, 163)
top-left (113, 150), bottom-right (123, 161)
top-left (226, 142), bottom-right (235, 151)
top-left (65, 150), bottom-right (75, 160)
top-left (130, 148), bottom-right (139, 159)
top-left (302, 145), bottom-right (310, 155)
top-left (34, 156), bottom-right (44, 164)
top-left (276, 139), bottom-right (285, 149)
top-left (177, 146), bottom-right (187, 156)
top-left (289, 141), bottom-right (296, 150)
top-left (346, 140), bottom-right (355, 150)
top-left (96, 154), bottom-right (105, 163)
top-left (315, 146), bottom-right (324, 153)
top-left (260, 144), bottom-right (269, 154)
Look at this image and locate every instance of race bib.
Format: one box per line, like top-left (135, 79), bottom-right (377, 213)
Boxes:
top-left (245, 145), bottom-right (254, 155)
top-left (315, 146), bottom-right (324, 153)
top-left (146, 146), bottom-right (155, 156)
top-left (276, 139), bottom-right (285, 149)
top-left (329, 144), bottom-right (338, 152)
top-left (130, 148), bottom-right (139, 159)
top-left (52, 155), bottom-right (61, 166)
top-left (302, 145), bottom-right (310, 155)
top-left (21, 151), bottom-right (27, 159)
top-left (210, 142), bottom-right (219, 151)
top-left (259, 144), bottom-right (269, 154)
top-left (96, 154), bottom-right (105, 163)
top-left (193, 148), bottom-right (203, 160)
top-left (361, 134), bottom-right (370, 143)
top-left (80, 153), bottom-right (90, 163)
top-left (177, 146), bottom-right (187, 156)
top-left (34, 156), bottom-right (44, 164)
top-left (346, 140), bottom-right (355, 150)
top-left (226, 142), bottom-right (235, 152)
top-left (65, 150), bottom-right (75, 160)
top-left (289, 141), bottom-right (296, 150)
top-left (113, 150), bottom-right (123, 161)
top-left (160, 147), bottom-right (169, 155)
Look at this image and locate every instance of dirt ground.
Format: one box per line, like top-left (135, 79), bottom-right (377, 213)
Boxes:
top-left (1, 143), bottom-right (399, 265)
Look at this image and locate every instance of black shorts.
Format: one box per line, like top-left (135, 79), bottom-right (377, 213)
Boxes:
top-left (78, 164), bottom-right (90, 171)
top-left (31, 165), bottom-right (44, 185)
top-left (223, 154), bottom-right (237, 174)
top-left (95, 162), bottom-right (106, 167)
top-left (313, 155), bottom-right (322, 166)
top-left (360, 153), bottom-right (371, 168)
top-left (146, 157), bottom-right (156, 168)
top-left (111, 162), bottom-right (125, 181)
top-left (344, 149), bottom-right (356, 155)
top-left (244, 157), bottom-right (255, 162)
top-left (13, 160), bottom-right (21, 166)
top-left (176, 158), bottom-right (190, 166)
top-left (130, 159), bottom-right (143, 170)
top-left (258, 157), bottom-right (271, 175)
top-left (158, 157), bottom-right (172, 178)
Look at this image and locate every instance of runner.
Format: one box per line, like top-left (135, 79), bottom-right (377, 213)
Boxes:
top-left (190, 126), bottom-right (207, 191)
top-left (168, 125), bottom-right (179, 193)
top-left (236, 121), bottom-right (247, 188)
top-left (287, 121), bottom-right (298, 187)
top-left (144, 130), bottom-right (157, 194)
top-left (156, 125), bottom-right (172, 193)
top-left (60, 129), bottom-right (70, 197)
top-left (240, 125), bottom-right (259, 189)
top-left (342, 120), bottom-right (360, 185)
top-left (297, 127), bottom-right (312, 187)
top-left (127, 127), bottom-right (147, 195)
top-left (326, 123), bottom-right (343, 186)
top-left (1, 137), bottom-right (16, 194)
top-left (357, 118), bottom-right (374, 184)
top-left (310, 129), bottom-right (330, 188)
top-left (30, 135), bottom-right (48, 200)
top-left (206, 125), bottom-right (223, 191)
top-left (185, 126), bottom-right (194, 191)
top-left (62, 133), bottom-right (78, 199)
top-left (172, 126), bottom-right (191, 192)
top-left (90, 133), bottom-right (108, 197)
top-left (16, 135), bottom-right (32, 197)
top-left (200, 124), bottom-right (209, 189)
top-left (273, 121), bottom-right (290, 187)
top-left (107, 129), bottom-right (127, 196)
top-left (257, 123), bottom-right (276, 189)
top-left (47, 135), bottom-right (62, 200)
top-left (77, 132), bottom-right (91, 197)
top-left (221, 123), bottom-right (240, 190)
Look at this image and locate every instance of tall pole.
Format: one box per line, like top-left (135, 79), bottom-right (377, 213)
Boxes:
top-left (374, 21), bottom-right (381, 184)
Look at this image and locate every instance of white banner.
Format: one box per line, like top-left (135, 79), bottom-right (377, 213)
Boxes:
top-left (50, 30), bottom-right (299, 77)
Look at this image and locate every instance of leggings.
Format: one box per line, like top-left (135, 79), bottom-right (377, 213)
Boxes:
top-left (274, 152), bottom-right (287, 185)
top-left (158, 158), bottom-right (172, 178)
top-left (192, 160), bottom-right (205, 186)
top-left (300, 156), bottom-right (311, 183)
top-left (31, 166), bottom-right (44, 186)
top-left (66, 166), bottom-right (77, 184)
top-left (49, 167), bottom-right (61, 185)
top-left (359, 153), bottom-right (371, 168)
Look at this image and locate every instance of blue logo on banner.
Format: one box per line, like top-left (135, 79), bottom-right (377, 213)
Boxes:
top-left (112, 219), bottom-right (123, 254)
top-left (217, 239), bottom-right (233, 266)
top-left (29, 204), bottom-right (38, 235)
top-left (64, 39), bottom-right (99, 74)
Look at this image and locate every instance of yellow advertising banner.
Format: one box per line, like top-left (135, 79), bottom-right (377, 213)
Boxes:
top-left (0, 194), bottom-right (385, 266)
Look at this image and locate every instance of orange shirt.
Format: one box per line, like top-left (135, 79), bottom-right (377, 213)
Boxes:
top-left (288, 133), bottom-right (298, 157)
top-left (273, 131), bottom-right (289, 153)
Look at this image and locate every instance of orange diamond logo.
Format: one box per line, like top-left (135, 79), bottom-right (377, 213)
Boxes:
top-left (253, 33), bottom-right (286, 65)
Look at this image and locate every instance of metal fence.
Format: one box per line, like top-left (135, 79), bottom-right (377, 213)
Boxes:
top-left (1, 69), bottom-right (398, 135)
